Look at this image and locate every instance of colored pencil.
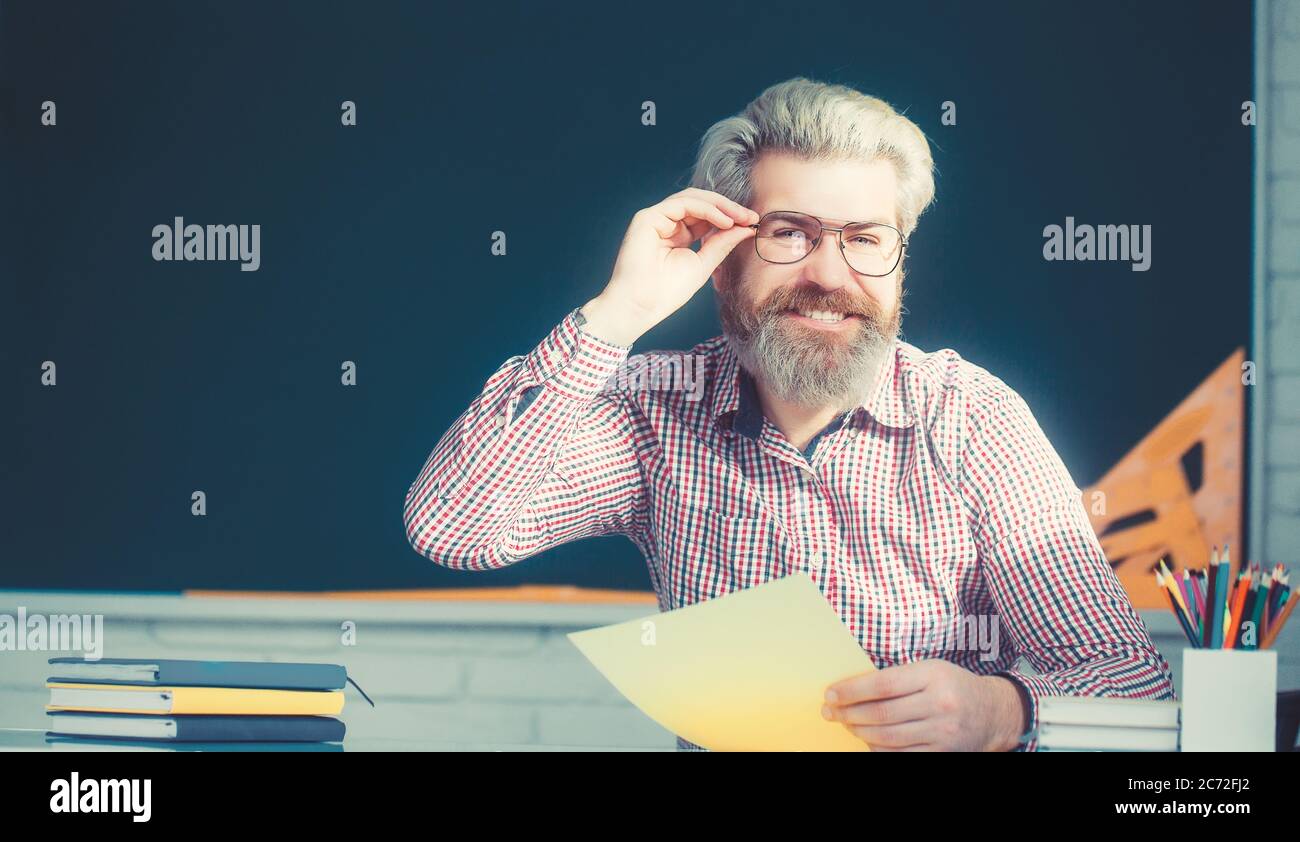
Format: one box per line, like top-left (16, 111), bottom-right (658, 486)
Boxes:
top-left (1224, 566), bottom-right (1251, 650)
top-left (1235, 569), bottom-right (1260, 648)
top-left (1213, 546), bottom-right (1231, 649)
top-left (1271, 580), bottom-right (1291, 632)
top-left (1265, 568), bottom-right (1288, 632)
top-left (1260, 591), bottom-right (1296, 650)
top-left (1202, 548), bottom-right (1219, 648)
top-left (1255, 567), bottom-right (1277, 643)
top-left (1247, 573), bottom-right (1268, 649)
top-left (1190, 568), bottom-right (1206, 623)
top-left (1157, 569), bottom-right (1200, 648)
top-left (1159, 559), bottom-right (1192, 624)
top-left (1185, 570), bottom-right (1203, 638)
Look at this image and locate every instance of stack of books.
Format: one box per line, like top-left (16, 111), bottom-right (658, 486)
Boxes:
top-left (1035, 696), bottom-right (1180, 752)
top-left (44, 657), bottom-right (349, 744)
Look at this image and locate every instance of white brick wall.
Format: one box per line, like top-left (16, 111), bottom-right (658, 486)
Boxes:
top-left (1259, 1), bottom-right (1300, 572)
top-left (0, 592), bottom-right (677, 749)
top-left (1243, 3), bottom-right (1300, 695)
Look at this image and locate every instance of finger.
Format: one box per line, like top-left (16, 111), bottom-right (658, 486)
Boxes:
top-left (843, 720), bottom-right (933, 751)
top-left (824, 692), bottom-right (929, 727)
top-left (684, 218), bottom-right (714, 243)
top-left (826, 662), bottom-right (930, 707)
top-left (696, 224), bottom-right (755, 276)
top-left (639, 201), bottom-right (728, 241)
top-left (668, 217), bottom-right (715, 249)
top-left (677, 187), bottom-right (760, 224)
top-left (655, 196), bottom-right (736, 232)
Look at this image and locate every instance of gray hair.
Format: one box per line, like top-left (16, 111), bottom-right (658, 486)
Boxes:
top-left (689, 77), bottom-right (936, 237)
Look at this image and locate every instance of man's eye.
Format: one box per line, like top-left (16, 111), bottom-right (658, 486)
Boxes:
top-left (774, 228), bottom-right (807, 240)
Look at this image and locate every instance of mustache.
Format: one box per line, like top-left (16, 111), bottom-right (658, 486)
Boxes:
top-left (758, 285), bottom-right (884, 322)
top-left (718, 278), bottom-right (894, 343)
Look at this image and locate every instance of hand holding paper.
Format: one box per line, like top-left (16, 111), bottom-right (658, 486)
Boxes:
top-left (568, 573), bottom-right (876, 751)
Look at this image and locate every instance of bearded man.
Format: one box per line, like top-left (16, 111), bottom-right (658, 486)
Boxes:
top-left (403, 77), bottom-right (1176, 752)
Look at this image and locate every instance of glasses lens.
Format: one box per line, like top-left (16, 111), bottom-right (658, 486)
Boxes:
top-left (842, 223), bottom-right (903, 276)
top-left (757, 214), bottom-right (904, 275)
top-left (755, 212), bottom-right (821, 263)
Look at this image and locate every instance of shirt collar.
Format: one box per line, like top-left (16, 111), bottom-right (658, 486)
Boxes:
top-left (712, 337), bottom-right (914, 435)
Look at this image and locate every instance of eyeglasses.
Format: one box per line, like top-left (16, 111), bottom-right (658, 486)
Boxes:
top-left (747, 210), bottom-right (907, 277)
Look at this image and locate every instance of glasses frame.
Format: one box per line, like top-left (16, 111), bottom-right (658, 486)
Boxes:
top-left (747, 210), bottom-right (908, 277)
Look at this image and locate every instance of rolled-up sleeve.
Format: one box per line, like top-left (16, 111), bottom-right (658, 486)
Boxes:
top-left (403, 308), bottom-right (648, 570)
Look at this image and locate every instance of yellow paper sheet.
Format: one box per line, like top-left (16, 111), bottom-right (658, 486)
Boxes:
top-left (568, 573), bottom-right (876, 751)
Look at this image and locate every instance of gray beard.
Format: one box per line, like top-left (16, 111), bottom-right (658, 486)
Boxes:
top-left (726, 318), bottom-right (894, 412)
top-left (715, 262), bottom-right (903, 412)
top-left (717, 297), bottom-right (899, 413)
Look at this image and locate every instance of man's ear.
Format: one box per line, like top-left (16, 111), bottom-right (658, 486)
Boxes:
top-left (712, 251), bottom-right (738, 293)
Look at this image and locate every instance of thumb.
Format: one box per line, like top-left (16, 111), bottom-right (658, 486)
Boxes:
top-left (697, 224), bottom-right (756, 277)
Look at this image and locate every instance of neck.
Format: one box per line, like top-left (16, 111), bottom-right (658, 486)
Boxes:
top-left (752, 378), bottom-right (846, 452)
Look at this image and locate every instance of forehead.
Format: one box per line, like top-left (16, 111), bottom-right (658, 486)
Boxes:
top-left (749, 152), bottom-right (899, 226)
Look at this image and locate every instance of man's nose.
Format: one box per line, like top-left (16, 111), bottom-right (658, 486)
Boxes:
top-left (800, 228), bottom-right (853, 290)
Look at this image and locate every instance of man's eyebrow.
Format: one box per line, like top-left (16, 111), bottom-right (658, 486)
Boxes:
top-left (825, 213), bottom-right (895, 226)
top-left (762, 209), bottom-right (896, 226)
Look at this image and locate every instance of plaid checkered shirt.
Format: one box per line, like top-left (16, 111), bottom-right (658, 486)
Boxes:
top-left (404, 307), bottom-right (1177, 751)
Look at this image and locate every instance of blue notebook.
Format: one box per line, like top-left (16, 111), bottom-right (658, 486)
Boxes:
top-left (44, 735), bottom-right (344, 752)
top-left (47, 657), bottom-right (348, 690)
top-left (46, 710), bottom-right (346, 742)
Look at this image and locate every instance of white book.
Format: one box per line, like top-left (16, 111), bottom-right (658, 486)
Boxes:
top-left (47, 662), bottom-right (161, 683)
top-left (49, 687), bottom-right (175, 713)
top-left (48, 714), bottom-right (179, 739)
top-left (1037, 723), bottom-right (1179, 752)
top-left (1038, 696), bottom-right (1180, 729)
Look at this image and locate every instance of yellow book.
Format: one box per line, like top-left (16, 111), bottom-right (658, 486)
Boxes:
top-left (46, 682), bottom-right (345, 716)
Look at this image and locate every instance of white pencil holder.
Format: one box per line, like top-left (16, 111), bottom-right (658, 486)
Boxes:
top-left (1180, 649), bottom-right (1277, 752)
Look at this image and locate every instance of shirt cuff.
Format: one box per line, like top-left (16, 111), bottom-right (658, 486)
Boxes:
top-left (522, 308), bottom-right (632, 402)
top-left (994, 670), bottom-right (1057, 752)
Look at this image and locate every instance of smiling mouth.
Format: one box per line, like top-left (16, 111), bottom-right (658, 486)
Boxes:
top-left (784, 308), bottom-right (863, 326)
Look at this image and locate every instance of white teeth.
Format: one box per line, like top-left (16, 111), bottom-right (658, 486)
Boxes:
top-left (797, 309), bottom-right (845, 322)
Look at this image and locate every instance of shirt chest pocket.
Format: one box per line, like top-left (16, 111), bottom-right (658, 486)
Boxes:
top-left (860, 499), bottom-right (969, 612)
top-left (653, 495), bottom-right (781, 607)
